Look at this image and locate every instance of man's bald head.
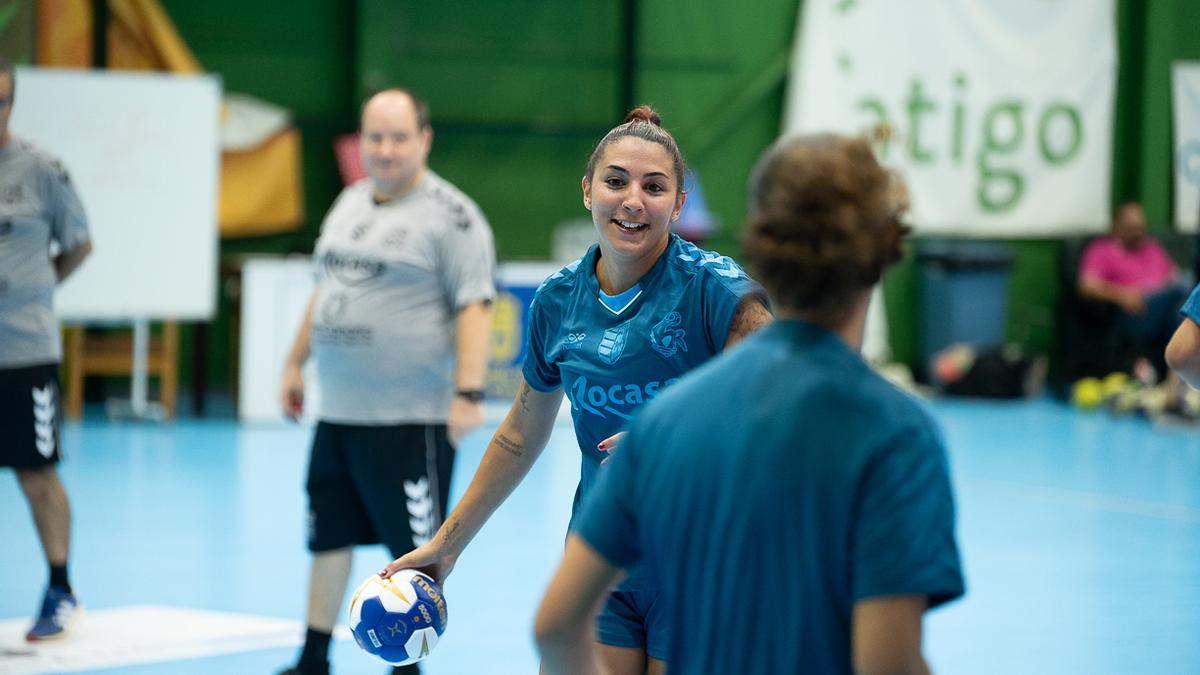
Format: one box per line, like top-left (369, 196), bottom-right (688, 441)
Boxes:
top-left (360, 88), bottom-right (430, 132)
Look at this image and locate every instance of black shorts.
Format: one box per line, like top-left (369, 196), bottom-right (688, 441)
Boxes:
top-left (306, 421), bottom-right (455, 557)
top-left (0, 362), bottom-right (63, 469)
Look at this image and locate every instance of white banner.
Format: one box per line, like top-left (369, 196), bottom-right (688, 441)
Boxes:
top-left (1174, 62), bottom-right (1200, 233)
top-left (785, 1), bottom-right (1115, 236)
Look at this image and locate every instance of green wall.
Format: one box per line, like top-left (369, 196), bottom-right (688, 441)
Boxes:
top-left (352, 1), bottom-right (798, 261)
top-left (354, 2), bottom-right (618, 260)
top-left (161, 0), bottom-right (1200, 389)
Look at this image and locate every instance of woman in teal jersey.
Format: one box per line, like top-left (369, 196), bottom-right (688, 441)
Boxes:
top-left (536, 134), bottom-right (964, 675)
top-left (382, 106), bottom-right (772, 674)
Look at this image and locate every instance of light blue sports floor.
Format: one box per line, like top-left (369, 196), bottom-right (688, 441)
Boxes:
top-left (2, 397), bottom-right (1199, 674)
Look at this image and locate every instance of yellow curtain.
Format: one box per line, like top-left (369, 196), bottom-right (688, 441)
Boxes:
top-left (107, 0), bottom-right (202, 72)
top-left (35, 0), bottom-right (304, 237)
top-left (35, 0), bottom-right (90, 67)
top-left (219, 130), bottom-right (305, 237)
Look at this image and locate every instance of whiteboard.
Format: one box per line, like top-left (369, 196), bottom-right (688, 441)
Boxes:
top-left (10, 67), bottom-right (221, 320)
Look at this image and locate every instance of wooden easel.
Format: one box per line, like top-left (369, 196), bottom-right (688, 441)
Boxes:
top-left (63, 321), bottom-right (179, 420)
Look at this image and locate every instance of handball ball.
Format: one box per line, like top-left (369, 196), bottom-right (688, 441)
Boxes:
top-left (348, 571), bottom-right (448, 666)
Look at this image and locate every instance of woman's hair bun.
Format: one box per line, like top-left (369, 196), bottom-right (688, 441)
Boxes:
top-left (623, 105), bottom-right (662, 127)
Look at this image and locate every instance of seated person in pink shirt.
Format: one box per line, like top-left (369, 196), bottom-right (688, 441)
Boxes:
top-left (1078, 202), bottom-right (1187, 377)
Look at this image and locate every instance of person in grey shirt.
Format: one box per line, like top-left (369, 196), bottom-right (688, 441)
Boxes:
top-left (0, 57), bottom-right (93, 642)
top-left (278, 88), bottom-right (496, 675)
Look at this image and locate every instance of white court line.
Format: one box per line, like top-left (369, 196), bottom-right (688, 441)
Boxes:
top-left (0, 606), bottom-right (350, 675)
top-left (964, 478), bottom-right (1200, 524)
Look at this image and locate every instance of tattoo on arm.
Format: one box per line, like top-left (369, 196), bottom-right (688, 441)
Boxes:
top-left (726, 298), bottom-right (773, 348)
top-left (495, 433), bottom-right (525, 458)
top-left (441, 520), bottom-right (461, 546)
top-left (518, 382), bottom-right (532, 413)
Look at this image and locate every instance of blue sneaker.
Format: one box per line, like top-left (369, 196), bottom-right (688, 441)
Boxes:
top-left (26, 586), bottom-right (81, 641)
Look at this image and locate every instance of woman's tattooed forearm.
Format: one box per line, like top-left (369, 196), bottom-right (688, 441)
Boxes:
top-left (496, 433), bottom-right (524, 457)
top-left (441, 519), bottom-right (461, 546)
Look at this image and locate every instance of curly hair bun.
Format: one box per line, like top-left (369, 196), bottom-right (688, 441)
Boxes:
top-left (623, 105), bottom-right (662, 126)
top-left (742, 133), bottom-right (910, 322)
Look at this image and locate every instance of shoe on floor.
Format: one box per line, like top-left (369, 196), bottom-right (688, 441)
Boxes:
top-left (25, 586), bottom-right (81, 641)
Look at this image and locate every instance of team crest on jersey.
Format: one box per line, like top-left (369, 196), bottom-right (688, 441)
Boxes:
top-left (597, 323), bottom-right (630, 365)
top-left (650, 311), bottom-right (688, 358)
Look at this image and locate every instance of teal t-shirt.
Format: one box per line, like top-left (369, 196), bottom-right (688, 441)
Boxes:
top-left (574, 320), bottom-right (965, 674)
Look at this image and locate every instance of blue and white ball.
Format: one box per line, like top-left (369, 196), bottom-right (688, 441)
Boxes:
top-left (348, 570), bottom-right (448, 666)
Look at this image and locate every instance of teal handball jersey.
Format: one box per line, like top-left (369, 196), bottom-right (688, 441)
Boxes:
top-left (522, 234), bottom-right (764, 519)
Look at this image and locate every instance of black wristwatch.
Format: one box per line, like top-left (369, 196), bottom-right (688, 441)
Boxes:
top-left (456, 389), bottom-right (486, 403)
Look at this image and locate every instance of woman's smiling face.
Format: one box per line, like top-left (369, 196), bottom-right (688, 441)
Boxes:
top-left (582, 136), bottom-right (685, 264)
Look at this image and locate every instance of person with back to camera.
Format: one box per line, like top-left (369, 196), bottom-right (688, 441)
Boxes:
top-left (278, 88), bottom-right (497, 675)
top-left (0, 56), bottom-right (94, 642)
top-left (534, 133), bottom-right (965, 675)
top-left (381, 105), bottom-right (773, 674)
